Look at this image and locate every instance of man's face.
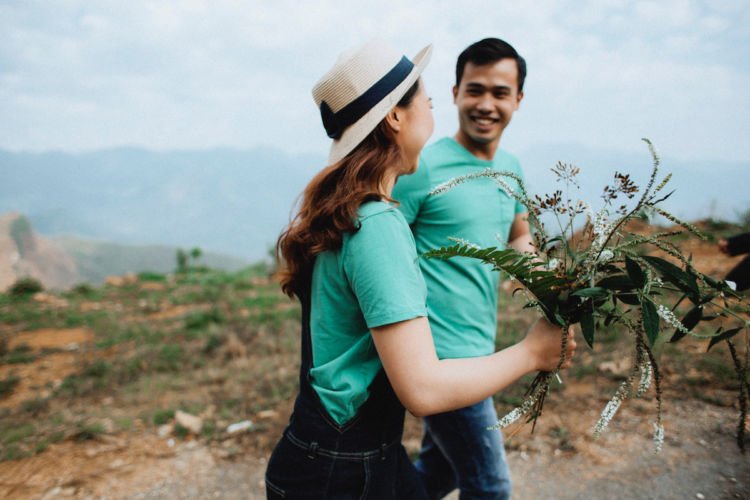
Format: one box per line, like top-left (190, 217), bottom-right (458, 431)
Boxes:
top-left (453, 59), bottom-right (524, 151)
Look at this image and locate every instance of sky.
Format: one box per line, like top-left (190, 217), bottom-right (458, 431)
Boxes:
top-left (2, 0), bottom-right (749, 163)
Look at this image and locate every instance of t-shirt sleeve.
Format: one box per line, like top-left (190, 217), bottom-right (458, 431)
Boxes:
top-left (391, 158), bottom-right (431, 224)
top-left (343, 210), bottom-right (428, 328)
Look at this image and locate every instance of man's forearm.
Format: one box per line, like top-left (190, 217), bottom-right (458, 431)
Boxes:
top-left (509, 232), bottom-right (535, 254)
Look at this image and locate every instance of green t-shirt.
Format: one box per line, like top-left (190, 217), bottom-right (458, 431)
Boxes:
top-left (309, 201), bottom-right (428, 425)
top-left (392, 137), bottom-right (526, 359)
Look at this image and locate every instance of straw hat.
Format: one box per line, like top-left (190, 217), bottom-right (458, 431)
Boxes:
top-left (312, 39), bottom-right (432, 164)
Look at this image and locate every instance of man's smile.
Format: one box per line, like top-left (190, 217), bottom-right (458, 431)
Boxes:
top-left (470, 115), bottom-right (500, 127)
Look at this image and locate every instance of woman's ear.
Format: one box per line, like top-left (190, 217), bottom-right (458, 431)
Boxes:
top-left (384, 108), bottom-right (401, 133)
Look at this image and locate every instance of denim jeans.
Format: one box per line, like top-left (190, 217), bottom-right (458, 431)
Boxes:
top-left (415, 397), bottom-right (511, 499)
top-left (266, 368), bottom-right (428, 499)
top-left (266, 429), bottom-right (425, 499)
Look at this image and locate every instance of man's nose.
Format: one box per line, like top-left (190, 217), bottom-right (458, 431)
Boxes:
top-left (476, 95), bottom-right (493, 112)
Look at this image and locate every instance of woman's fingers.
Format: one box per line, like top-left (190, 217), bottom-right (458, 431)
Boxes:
top-left (561, 328), bottom-right (576, 369)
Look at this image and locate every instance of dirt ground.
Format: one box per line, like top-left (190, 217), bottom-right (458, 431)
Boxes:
top-left (1, 225), bottom-right (748, 499)
top-left (1, 382), bottom-right (748, 499)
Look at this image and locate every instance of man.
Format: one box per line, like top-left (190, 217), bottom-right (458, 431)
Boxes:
top-left (392, 38), bottom-right (533, 499)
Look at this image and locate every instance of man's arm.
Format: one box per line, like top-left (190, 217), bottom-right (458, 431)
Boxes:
top-left (508, 212), bottom-right (535, 254)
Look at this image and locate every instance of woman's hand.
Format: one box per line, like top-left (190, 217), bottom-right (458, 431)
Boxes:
top-left (521, 318), bottom-right (576, 372)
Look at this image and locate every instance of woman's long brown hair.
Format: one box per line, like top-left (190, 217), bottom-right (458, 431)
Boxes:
top-left (276, 81), bottom-right (420, 298)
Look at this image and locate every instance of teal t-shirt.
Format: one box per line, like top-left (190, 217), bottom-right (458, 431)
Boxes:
top-left (309, 201), bottom-right (428, 425)
top-left (392, 137), bottom-right (526, 359)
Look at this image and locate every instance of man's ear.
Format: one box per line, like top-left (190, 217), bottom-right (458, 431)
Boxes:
top-left (384, 108), bottom-right (401, 133)
top-left (452, 85), bottom-right (458, 104)
top-left (515, 90), bottom-right (524, 110)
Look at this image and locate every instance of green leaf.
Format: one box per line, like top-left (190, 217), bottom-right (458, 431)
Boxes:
top-left (641, 256), bottom-right (699, 300)
top-left (571, 287), bottom-right (608, 298)
top-left (640, 298), bottom-right (660, 345)
top-left (580, 303), bottom-right (595, 348)
top-left (604, 310), bottom-right (617, 327)
top-left (669, 306), bottom-right (702, 342)
top-left (625, 257), bottom-right (646, 288)
top-left (707, 327), bottom-right (744, 352)
top-left (597, 275), bottom-right (636, 291)
top-left (424, 243), bottom-right (572, 320)
top-left (616, 293), bottom-right (640, 306)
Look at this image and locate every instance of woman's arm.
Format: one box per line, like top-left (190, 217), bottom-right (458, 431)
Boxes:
top-left (370, 316), bottom-right (575, 417)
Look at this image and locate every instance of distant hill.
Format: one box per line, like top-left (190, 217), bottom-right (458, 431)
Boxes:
top-left (0, 144), bottom-right (747, 263)
top-left (0, 147), bottom-right (324, 261)
top-left (0, 212), bottom-right (78, 290)
top-left (52, 235), bottom-right (249, 285)
top-left (0, 212), bottom-right (250, 290)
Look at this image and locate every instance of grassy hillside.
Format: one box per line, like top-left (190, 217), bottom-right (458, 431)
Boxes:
top-left (0, 221), bottom-right (747, 471)
top-left (0, 262), bottom-right (298, 463)
top-left (53, 235), bottom-right (251, 284)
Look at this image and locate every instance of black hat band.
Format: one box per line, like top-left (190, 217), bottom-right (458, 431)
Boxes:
top-left (319, 56), bottom-right (414, 140)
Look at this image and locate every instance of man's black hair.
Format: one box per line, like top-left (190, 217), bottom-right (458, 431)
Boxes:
top-left (455, 38), bottom-right (527, 92)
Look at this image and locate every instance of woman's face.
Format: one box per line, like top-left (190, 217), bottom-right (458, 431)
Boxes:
top-left (396, 80), bottom-right (434, 173)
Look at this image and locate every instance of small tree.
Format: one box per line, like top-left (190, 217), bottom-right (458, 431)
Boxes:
top-left (176, 249), bottom-right (189, 273)
top-left (176, 246), bottom-right (204, 273)
top-left (8, 276), bottom-right (44, 297)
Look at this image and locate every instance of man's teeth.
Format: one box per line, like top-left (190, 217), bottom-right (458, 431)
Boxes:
top-left (474, 117), bottom-right (495, 125)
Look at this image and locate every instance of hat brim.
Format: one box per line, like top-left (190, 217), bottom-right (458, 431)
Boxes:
top-left (327, 44), bottom-right (433, 165)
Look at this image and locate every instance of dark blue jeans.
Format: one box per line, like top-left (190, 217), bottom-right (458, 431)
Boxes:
top-left (265, 368), bottom-right (426, 499)
top-left (415, 397), bottom-right (511, 499)
top-left (266, 429), bottom-right (424, 499)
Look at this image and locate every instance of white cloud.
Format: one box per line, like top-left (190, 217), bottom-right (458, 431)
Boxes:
top-left (1, 0), bottom-right (749, 162)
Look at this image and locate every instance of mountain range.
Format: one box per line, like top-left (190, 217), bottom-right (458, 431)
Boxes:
top-left (1, 143), bottom-right (747, 265)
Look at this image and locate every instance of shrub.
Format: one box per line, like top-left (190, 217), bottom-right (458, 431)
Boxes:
top-left (8, 277), bottom-right (43, 297)
top-left (83, 360), bottom-right (111, 378)
top-left (153, 408), bottom-right (175, 425)
top-left (156, 344), bottom-right (183, 372)
top-left (1, 423), bottom-right (34, 445)
top-left (138, 271), bottom-right (167, 282)
top-left (70, 283), bottom-right (95, 296)
top-left (4, 346), bottom-right (35, 364)
top-left (21, 398), bottom-right (49, 415)
top-left (0, 376), bottom-right (20, 398)
top-left (73, 422), bottom-right (105, 441)
top-left (202, 333), bottom-right (223, 354)
top-left (185, 309), bottom-right (224, 330)
top-left (173, 423), bottom-right (189, 439)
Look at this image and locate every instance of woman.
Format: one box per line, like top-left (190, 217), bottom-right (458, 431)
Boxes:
top-left (265, 39), bottom-right (575, 499)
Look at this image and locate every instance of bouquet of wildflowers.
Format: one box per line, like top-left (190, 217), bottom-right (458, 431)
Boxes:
top-left (425, 139), bottom-right (750, 451)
